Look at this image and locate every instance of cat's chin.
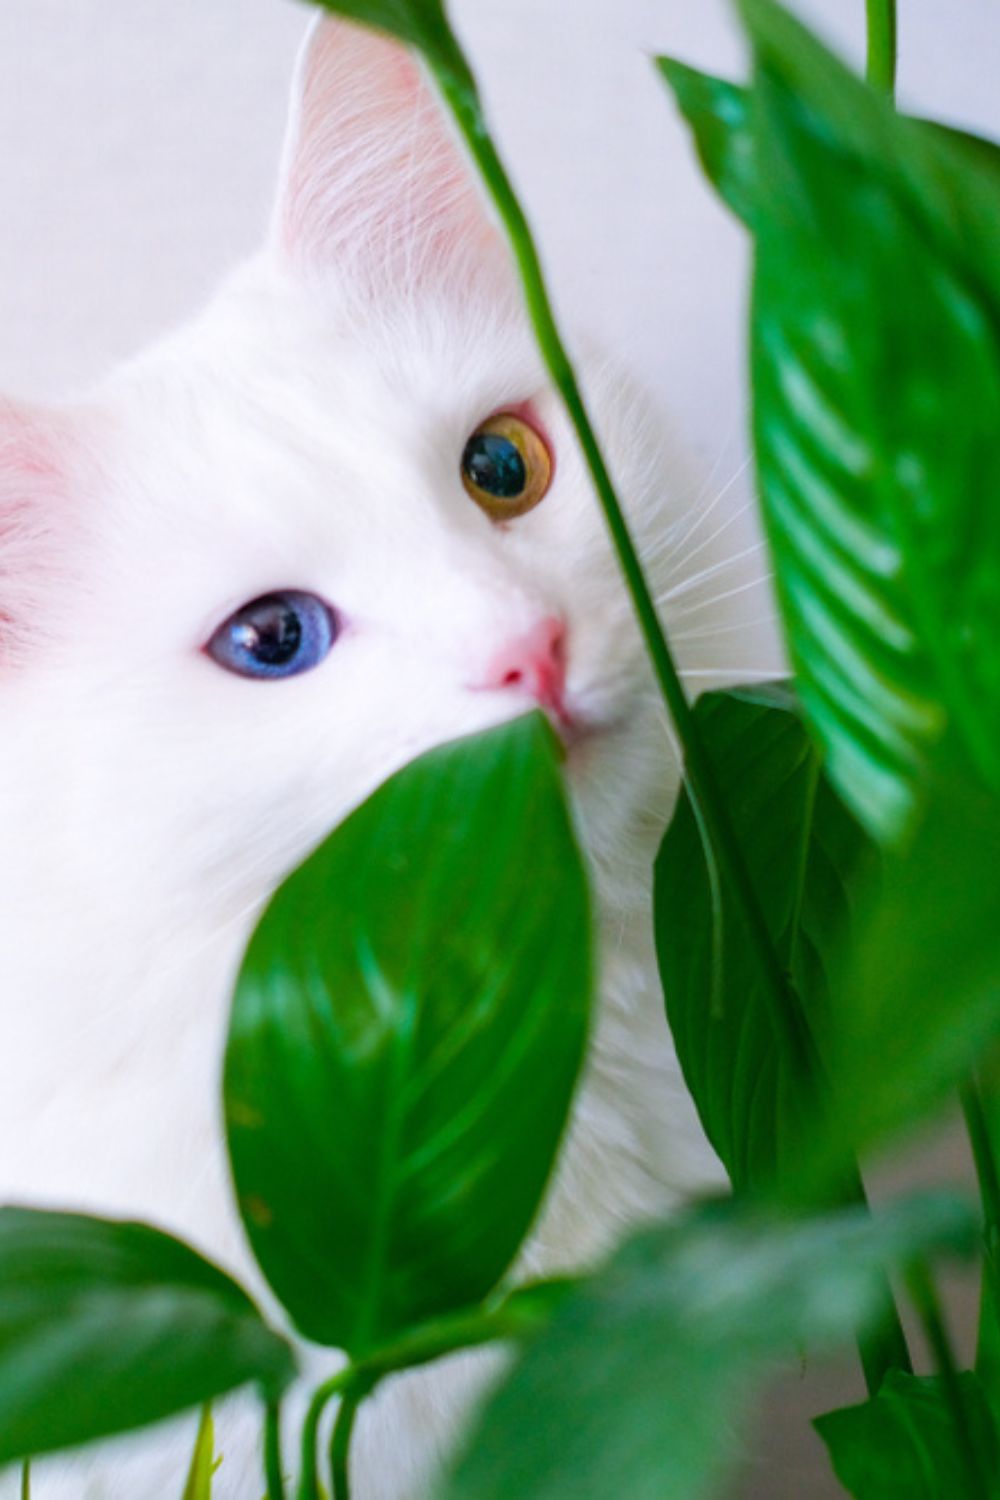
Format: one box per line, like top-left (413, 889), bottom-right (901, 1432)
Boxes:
top-left (556, 696), bottom-right (679, 914)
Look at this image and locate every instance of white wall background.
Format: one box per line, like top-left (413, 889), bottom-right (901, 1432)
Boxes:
top-left (0, 2), bottom-right (993, 1495)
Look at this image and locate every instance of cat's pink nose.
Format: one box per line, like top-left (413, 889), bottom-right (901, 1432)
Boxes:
top-left (479, 616), bottom-right (568, 719)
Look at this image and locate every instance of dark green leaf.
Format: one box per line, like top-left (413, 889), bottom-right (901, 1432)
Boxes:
top-left (740, 0), bottom-right (1000, 843)
top-left (225, 714), bottom-right (592, 1357)
top-left (818, 770), bottom-right (1000, 1181)
top-left (655, 683), bottom-right (875, 1189)
top-left (444, 1192), bottom-right (976, 1500)
top-left (310, 0), bottom-right (473, 92)
top-left (816, 1370), bottom-right (1000, 1498)
top-left (0, 1209), bottom-right (292, 1465)
top-left (655, 59), bottom-right (754, 227)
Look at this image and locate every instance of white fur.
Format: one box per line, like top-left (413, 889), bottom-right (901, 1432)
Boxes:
top-left (0, 17), bottom-right (774, 1498)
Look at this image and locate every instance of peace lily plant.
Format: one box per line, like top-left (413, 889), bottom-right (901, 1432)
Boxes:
top-left (5, 0), bottom-right (1000, 1496)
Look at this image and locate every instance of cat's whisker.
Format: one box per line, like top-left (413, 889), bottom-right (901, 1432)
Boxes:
top-left (657, 455), bottom-right (752, 576)
top-left (643, 491), bottom-right (759, 590)
top-left (667, 574), bottom-right (778, 630)
top-left (672, 438), bottom-right (735, 523)
top-left (670, 613), bottom-right (779, 643)
top-left (640, 449), bottom-right (742, 571)
top-left (658, 541), bottom-right (770, 610)
top-left (661, 485), bottom-right (757, 586)
top-left (679, 666), bottom-right (787, 680)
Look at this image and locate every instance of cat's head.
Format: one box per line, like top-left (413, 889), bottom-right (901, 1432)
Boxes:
top-left (0, 17), bottom-right (689, 933)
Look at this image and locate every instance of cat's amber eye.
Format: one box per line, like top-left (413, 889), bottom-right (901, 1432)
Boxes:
top-left (460, 412), bottom-right (552, 520)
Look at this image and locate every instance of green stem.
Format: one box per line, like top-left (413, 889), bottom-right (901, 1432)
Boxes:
top-left (907, 1261), bottom-right (989, 1498)
top-left (961, 1075), bottom-right (1000, 1377)
top-left (430, 47), bottom-right (913, 1400)
top-left (856, 1283), bottom-right (912, 1396)
top-left (20, 1461), bottom-right (30, 1500)
top-left (963, 1078), bottom-right (1000, 1248)
top-left (296, 1287), bottom-right (566, 1497)
top-left (355, 1286), bottom-right (563, 1382)
top-left (866, 0), bottom-right (898, 99)
top-left (847, 1172), bottom-right (912, 1393)
top-left (432, 62), bottom-right (817, 1092)
top-left (330, 1390), bottom-right (363, 1500)
top-left (264, 1401), bottom-right (286, 1500)
top-left (297, 1368), bottom-right (356, 1500)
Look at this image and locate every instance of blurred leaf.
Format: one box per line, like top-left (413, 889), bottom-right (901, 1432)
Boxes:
top-left (655, 56), bottom-right (1000, 234)
top-left (655, 683), bottom-right (875, 1189)
top-left (655, 60), bottom-right (754, 226)
top-left (310, 0), bottom-right (474, 91)
top-left (819, 770), bottom-right (1000, 1171)
top-left (0, 1209), bottom-right (292, 1465)
top-left (443, 1192), bottom-right (976, 1500)
top-left (225, 714), bottom-right (592, 1357)
top-left (181, 1406), bottom-right (219, 1500)
top-left (739, 0), bottom-right (1000, 844)
top-left (815, 1369), bottom-right (1000, 1498)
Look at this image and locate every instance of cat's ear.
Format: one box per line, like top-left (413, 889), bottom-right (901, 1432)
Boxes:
top-left (0, 400), bottom-right (90, 662)
top-left (272, 15), bottom-right (509, 292)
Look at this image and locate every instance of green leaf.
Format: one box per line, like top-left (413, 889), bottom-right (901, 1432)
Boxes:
top-left (740, 0), bottom-right (1000, 844)
top-left (0, 1209), bottom-right (293, 1465)
top-left (225, 713), bottom-right (592, 1357)
top-left (655, 56), bottom-right (1000, 236)
top-left (309, 0), bottom-right (474, 92)
top-left (181, 1406), bottom-right (219, 1500)
top-left (654, 683), bottom-right (875, 1190)
top-left (817, 770), bottom-right (1000, 1179)
top-left (655, 60), bottom-right (754, 227)
top-left (443, 1192), bottom-right (976, 1500)
top-left (815, 1370), bottom-right (1000, 1498)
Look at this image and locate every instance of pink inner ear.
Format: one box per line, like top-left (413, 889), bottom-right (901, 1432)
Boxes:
top-left (0, 399), bottom-right (93, 658)
top-left (0, 402), bottom-right (67, 483)
top-left (277, 17), bottom-right (505, 289)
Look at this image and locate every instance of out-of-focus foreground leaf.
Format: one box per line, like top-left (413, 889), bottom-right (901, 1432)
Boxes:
top-left (818, 770), bottom-right (1000, 1182)
top-left (815, 1369), bottom-right (1000, 1498)
top-left (225, 714), bottom-right (592, 1357)
top-left (655, 683), bottom-right (875, 1190)
top-left (0, 1209), bottom-right (292, 1466)
top-left (442, 1192), bottom-right (976, 1500)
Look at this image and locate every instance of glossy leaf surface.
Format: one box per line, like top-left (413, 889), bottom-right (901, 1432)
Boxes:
top-left (225, 714), bottom-right (592, 1356)
top-left (741, 0), bottom-right (1000, 843)
top-left (0, 1209), bottom-right (292, 1465)
top-left (445, 1193), bottom-right (975, 1500)
top-left (815, 1370), bottom-right (1000, 1498)
top-left (655, 683), bottom-right (875, 1190)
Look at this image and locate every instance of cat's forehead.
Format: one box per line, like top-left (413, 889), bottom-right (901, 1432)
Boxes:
top-left (103, 264), bottom-right (544, 545)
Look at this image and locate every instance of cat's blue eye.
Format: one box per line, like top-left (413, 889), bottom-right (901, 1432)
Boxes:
top-left (205, 591), bottom-right (338, 680)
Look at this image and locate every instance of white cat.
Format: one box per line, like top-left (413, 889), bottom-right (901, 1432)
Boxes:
top-left (0, 15), bottom-right (762, 1499)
